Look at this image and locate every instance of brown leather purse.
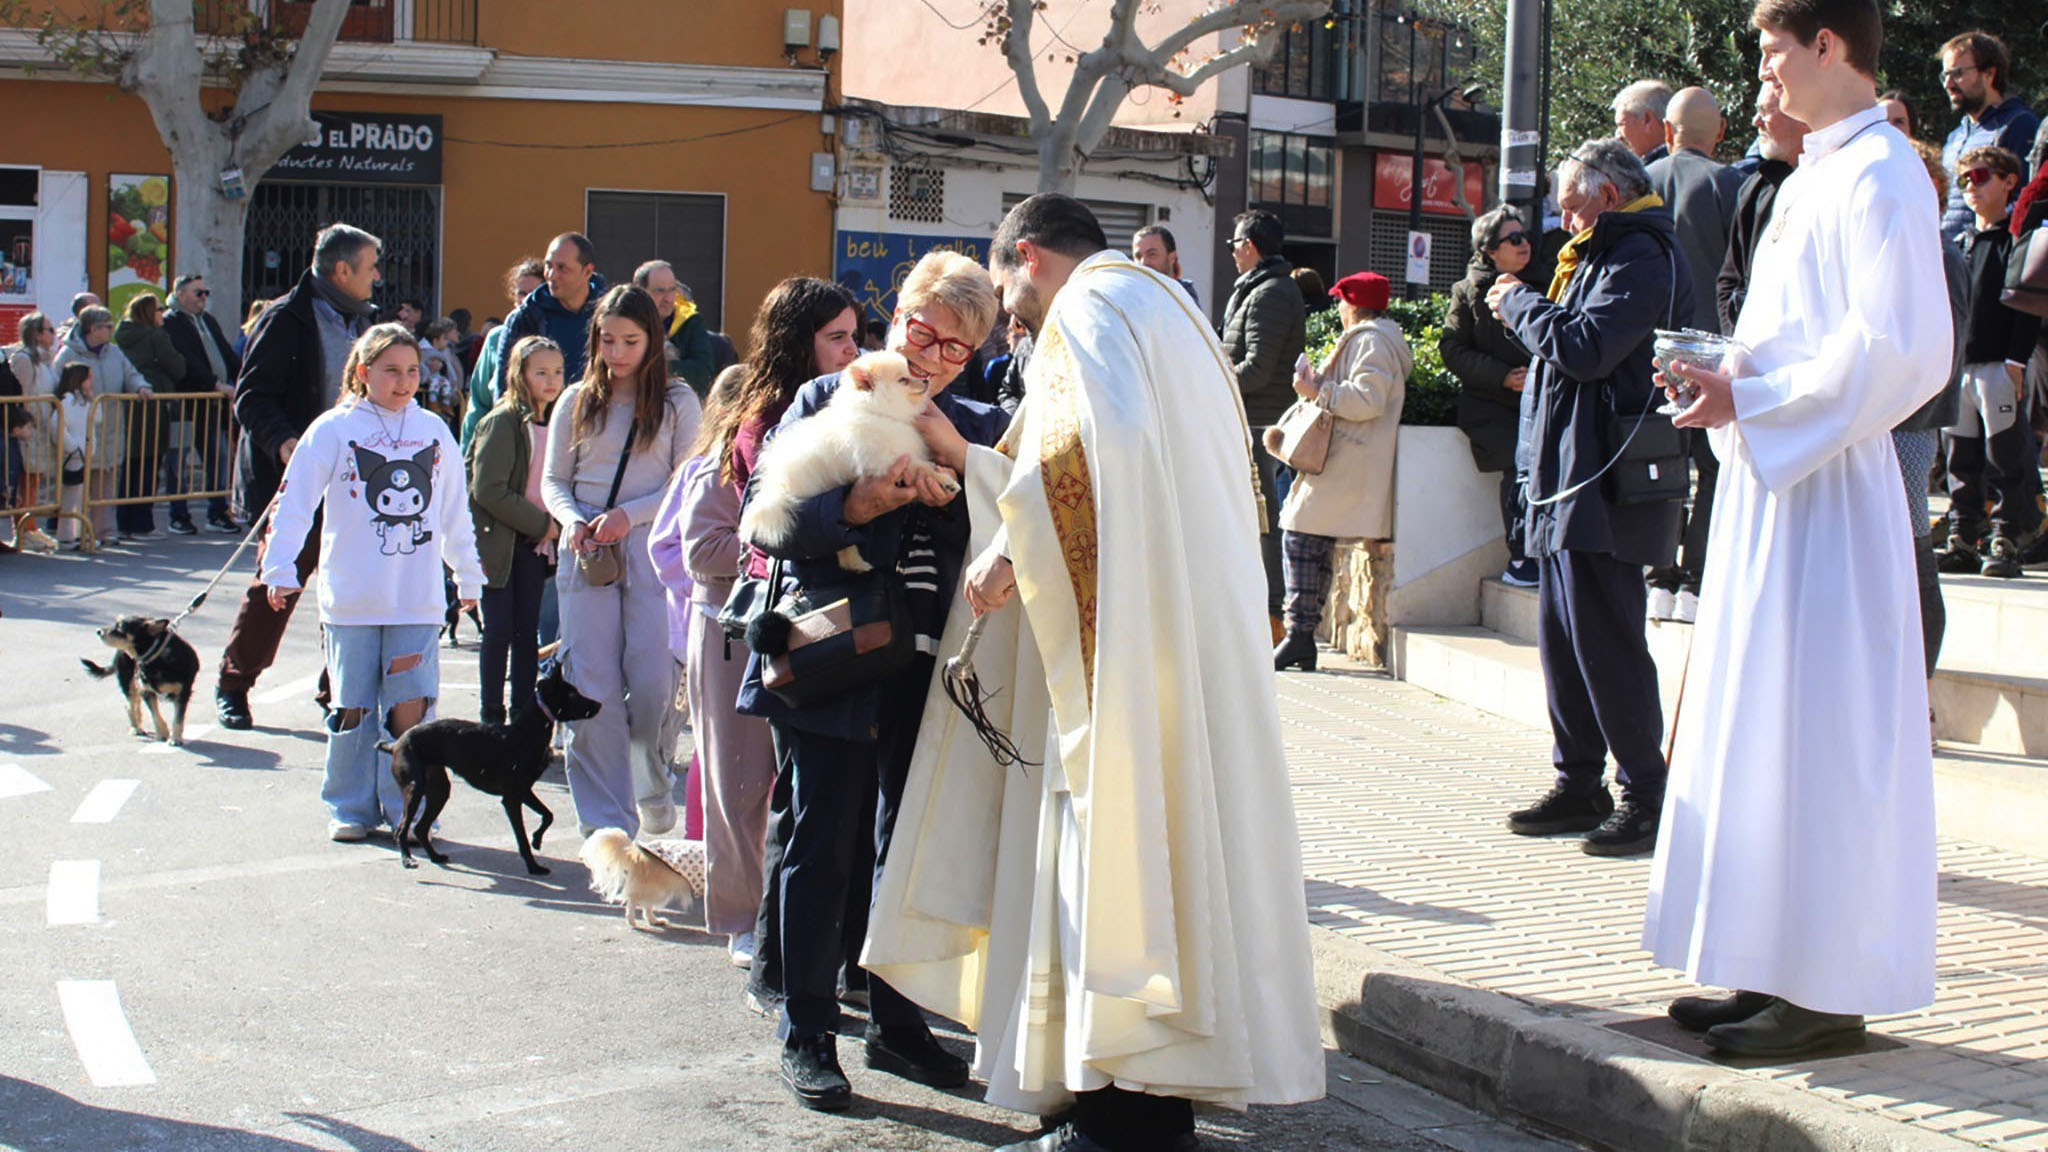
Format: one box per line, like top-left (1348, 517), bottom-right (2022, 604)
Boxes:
top-left (1265, 396), bottom-right (1334, 475)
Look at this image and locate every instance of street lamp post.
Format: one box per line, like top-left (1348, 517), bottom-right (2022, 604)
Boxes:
top-left (1406, 69), bottom-right (1487, 299)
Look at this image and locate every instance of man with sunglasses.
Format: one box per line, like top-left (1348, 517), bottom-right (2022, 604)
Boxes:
top-left (162, 273), bottom-right (241, 533)
top-left (1938, 30), bottom-right (2037, 245)
top-left (1218, 209), bottom-right (1306, 637)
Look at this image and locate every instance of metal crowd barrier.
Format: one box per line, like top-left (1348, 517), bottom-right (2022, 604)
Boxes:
top-left (0, 393), bottom-right (91, 551)
top-left (81, 391), bottom-right (237, 546)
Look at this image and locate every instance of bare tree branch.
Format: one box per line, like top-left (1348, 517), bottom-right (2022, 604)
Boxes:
top-left (1148, 0), bottom-right (1329, 65)
top-left (1004, 0), bottom-right (1053, 136)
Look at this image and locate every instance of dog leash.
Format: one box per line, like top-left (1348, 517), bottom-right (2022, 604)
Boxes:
top-left (136, 489), bottom-right (283, 666)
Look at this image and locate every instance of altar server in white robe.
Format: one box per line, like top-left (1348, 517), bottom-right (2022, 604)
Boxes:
top-left (1647, 0), bottom-right (1953, 1060)
top-left (866, 194), bottom-right (1325, 1151)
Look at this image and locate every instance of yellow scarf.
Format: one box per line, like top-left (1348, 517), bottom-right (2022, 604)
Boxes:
top-left (1546, 193), bottom-right (1664, 302)
top-left (666, 298), bottom-right (697, 337)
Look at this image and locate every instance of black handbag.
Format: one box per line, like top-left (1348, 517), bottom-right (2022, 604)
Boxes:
top-left (748, 560), bottom-right (914, 708)
top-left (1603, 399), bottom-right (1690, 506)
top-left (717, 562), bottom-right (777, 642)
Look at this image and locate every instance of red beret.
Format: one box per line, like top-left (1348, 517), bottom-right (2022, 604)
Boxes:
top-left (1330, 272), bottom-right (1391, 311)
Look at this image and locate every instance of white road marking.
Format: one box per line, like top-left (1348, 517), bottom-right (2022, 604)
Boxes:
top-left (71, 780), bottom-right (141, 824)
top-left (56, 980), bottom-right (156, 1087)
top-left (254, 674), bottom-right (322, 705)
top-left (0, 762), bottom-right (54, 798)
top-left (141, 724), bottom-right (216, 755)
top-left (47, 860), bottom-right (101, 925)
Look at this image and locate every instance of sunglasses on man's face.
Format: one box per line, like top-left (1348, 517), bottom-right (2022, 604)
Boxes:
top-left (1959, 167), bottom-right (2001, 189)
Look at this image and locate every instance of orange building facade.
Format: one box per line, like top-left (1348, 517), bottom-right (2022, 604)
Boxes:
top-left (0, 0), bottom-right (842, 340)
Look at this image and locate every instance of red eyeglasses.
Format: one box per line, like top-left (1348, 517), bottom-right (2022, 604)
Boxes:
top-left (1958, 166), bottom-right (2001, 189)
top-left (902, 316), bottom-right (976, 365)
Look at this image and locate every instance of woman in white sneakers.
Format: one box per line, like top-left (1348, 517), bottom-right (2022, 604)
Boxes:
top-left (261, 322), bottom-right (484, 843)
top-left (542, 285), bottom-right (702, 838)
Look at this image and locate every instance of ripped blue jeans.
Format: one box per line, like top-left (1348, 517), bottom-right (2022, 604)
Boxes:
top-left (321, 623), bottom-right (440, 829)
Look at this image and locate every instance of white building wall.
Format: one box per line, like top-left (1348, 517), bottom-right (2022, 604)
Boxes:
top-left (834, 158), bottom-right (1219, 326)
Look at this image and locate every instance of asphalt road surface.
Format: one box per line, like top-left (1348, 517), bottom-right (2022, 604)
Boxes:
top-left (0, 533), bottom-right (1575, 1151)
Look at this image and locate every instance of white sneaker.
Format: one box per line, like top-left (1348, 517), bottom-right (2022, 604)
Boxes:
top-left (1646, 587), bottom-right (1677, 622)
top-left (1673, 590), bottom-right (1699, 623)
top-left (638, 798), bottom-right (678, 836)
top-left (728, 931), bottom-right (756, 970)
top-left (328, 820), bottom-right (370, 843)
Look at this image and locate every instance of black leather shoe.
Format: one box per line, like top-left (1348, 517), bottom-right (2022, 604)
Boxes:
top-left (780, 1033), bottom-right (852, 1111)
top-left (216, 687), bottom-right (253, 730)
top-left (864, 1024), bottom-right (969, 1088)
top-left (1582, 798), bottom-right (1659, 856)
top-left (996, 1124), bottom-right (1117, 1152)
top-left (1669, 989), bottom-right (1773, 1033)
top-left (1704, 999), bottom-right (1865, 1059)
top-left (1506, 783), bottom-right (1612, 836)
top-left (1273, 630), bottom-right (1318, 672)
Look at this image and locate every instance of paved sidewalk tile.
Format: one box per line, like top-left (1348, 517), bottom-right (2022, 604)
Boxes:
top-left (1280, 664), bottom-right (2048, 1152)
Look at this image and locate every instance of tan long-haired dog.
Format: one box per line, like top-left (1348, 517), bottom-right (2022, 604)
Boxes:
top-left (578, 828), bottom-right (706, 931)
top-left (737, 350), bottom-right (957, 572)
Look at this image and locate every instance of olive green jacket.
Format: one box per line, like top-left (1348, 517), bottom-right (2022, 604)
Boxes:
top-left (465, 400), bottom-right (553, 588)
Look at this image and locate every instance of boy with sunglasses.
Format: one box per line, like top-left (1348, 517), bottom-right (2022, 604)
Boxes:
top-left (1937, 145), bottom-right (2041, 578)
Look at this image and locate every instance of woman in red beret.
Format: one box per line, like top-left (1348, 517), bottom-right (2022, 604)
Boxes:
top-left (1270, 272), bottom-right (1411, 671)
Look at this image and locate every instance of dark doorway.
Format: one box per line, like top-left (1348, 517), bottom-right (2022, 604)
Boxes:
top-left (584, 191), bottom-right (726, 331)
top-left (243, 181), bottom-right (440, 317)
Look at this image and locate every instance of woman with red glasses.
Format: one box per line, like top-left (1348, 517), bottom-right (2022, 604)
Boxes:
top-left (734, 250), bottom-right (1009, 1113)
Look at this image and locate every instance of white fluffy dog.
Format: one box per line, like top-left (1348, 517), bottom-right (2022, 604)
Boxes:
top-left (738, 350), bottom-right (955, 572)
top-left (579, 828), bottom-right (705, 931)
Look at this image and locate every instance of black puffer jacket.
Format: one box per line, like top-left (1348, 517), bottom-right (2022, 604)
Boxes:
top-left (1219, 256), bottom-right (1307, 429)
top-left (1496, 207), bottom-right (1689, 568)
top-left (1441, 254), bottom-right (1530, 474)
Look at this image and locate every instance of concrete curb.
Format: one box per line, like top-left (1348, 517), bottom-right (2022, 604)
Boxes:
top-left (1310, 927), bottom-right (1979, 1152)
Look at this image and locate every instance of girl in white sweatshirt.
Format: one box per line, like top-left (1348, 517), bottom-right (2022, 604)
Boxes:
top-left (262, 323), bottom-right (485, 844)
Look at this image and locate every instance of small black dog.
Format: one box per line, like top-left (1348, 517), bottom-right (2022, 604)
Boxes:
top-left (81, 616), bottom-right (201, 746)
top-left (381, 661), bottom-right (601, 875)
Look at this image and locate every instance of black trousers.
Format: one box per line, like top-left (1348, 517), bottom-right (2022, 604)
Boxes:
top-left (1648, 433), bottom-right (1718, 592)
top-left (1536, 550), bottom-right (1666, 802)
top-left (479, 543), bottom-right (550, 718)
top-left (1945, 423), bottom-right (2042, 542)
top-left (770, 654), bottom-right (937, 1039)
top-left (1071, 1086), bottom-right (1195, 1150)
top-left (1498, 472), bottom-right (1527, 566)
top-left (1254, 444), bottom-right (1284, 617)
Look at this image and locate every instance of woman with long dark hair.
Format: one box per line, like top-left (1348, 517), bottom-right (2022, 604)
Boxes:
top-left (658, 277), bottom-right (858, 972)
top-left (541, 285), bottom-right (703, 838)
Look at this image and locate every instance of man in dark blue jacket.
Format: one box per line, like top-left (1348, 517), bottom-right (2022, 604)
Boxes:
top-left (1489, 138), bottom-right (1687, 859)
top-left (492, 232), bottom-right (602, 397)
top-left (733, 263), bottom-right (1008, 1113)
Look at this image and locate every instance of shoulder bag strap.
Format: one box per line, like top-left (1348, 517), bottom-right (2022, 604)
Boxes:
top-left (600, 418), bottom-right (638, 512)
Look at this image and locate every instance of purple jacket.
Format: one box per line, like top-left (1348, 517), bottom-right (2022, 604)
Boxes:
top-left (648, 456), bottom-right (708, 655)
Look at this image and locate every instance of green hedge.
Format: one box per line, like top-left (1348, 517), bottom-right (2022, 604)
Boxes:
top-left (1302, 296), bottom-right (1460, 427)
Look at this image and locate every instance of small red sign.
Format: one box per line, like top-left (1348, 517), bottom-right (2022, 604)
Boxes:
top-left (1373, 153), bottom-right (1489, 217)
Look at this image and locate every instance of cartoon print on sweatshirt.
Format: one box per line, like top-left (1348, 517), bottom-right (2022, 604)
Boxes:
top-left (352, 441), bottom-right (438, 556)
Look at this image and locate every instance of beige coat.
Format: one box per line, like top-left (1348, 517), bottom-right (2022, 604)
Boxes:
top-left (1276, 316), bottom-right (1410, 541)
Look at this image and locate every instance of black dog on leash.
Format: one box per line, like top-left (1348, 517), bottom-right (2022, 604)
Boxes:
top-left (81, 616), bottom-right (201, 746)
top-left (381, 661), bottom-right (601, 875)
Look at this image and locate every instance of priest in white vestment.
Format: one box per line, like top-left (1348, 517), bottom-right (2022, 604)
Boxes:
top-left (1646, 0), bottom-right (1953, 1060)
top-left (867, 194), bottom-right (1325, 1151)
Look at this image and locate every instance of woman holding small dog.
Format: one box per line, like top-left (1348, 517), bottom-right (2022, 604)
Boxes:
top-left (542, 285), bottom-right (703, 840)
top-left (261, 323), bottom-right (485, 843)
top-left (467, 335), bottom-right (565, 725)
top-left (734, 252), bottom-right (1009, 1112)
top-left (1271, 271), bottom-right (1410, 673)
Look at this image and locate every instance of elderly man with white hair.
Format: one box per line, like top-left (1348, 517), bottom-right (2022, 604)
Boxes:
top-left (1614, 79), bottom-right (1675, 162)
top-left (1486, 137), bottom-right (1689, 858)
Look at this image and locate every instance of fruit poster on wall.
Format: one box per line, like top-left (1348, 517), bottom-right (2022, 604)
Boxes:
top-left (107, 174), bottom-right (170, 314)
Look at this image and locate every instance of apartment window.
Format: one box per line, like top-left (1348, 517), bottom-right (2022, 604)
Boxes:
top-left (1251, 18), bottom-right (1345, 102)
top-left (585, 191), bottom-right (726, 330)
top-left (1250, 131), bottom-right (1335, 211)
top-left (1375, 9), bottom-right (1481, 106)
